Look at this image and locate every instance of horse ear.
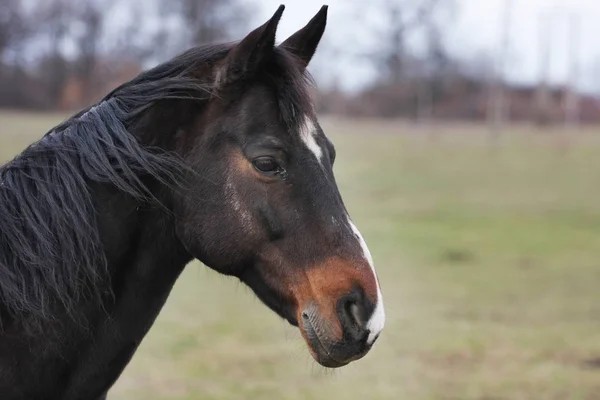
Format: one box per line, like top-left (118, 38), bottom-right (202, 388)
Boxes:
top-left (217, 5), bottom-right (285, 86)
top-left (280, 5), bottom-right (328, 70)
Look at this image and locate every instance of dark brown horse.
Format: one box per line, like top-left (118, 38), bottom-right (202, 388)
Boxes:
top-left (0, 5), bottom-right (384, 399)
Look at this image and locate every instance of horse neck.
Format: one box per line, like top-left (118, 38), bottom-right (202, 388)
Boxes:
top-left (94, 182), bottom-right (192, 303)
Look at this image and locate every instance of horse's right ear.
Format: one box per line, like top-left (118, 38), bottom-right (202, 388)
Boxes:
top-left (216, 5), bottom-right (285, 87)
top-left (280, 5), bottom-right (328, 71)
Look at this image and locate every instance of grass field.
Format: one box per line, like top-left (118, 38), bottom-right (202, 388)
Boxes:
top-left (1, 111), bottom-right (600, 399)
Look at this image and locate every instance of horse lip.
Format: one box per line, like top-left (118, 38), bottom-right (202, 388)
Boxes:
top-left (301, 316), bottom-right (349, 368)
top-left (286, 315), bottom-right (299, 327)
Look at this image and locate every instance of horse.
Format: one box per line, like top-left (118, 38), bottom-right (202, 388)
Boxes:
top-left (0, 5), bottom-right (385, 399)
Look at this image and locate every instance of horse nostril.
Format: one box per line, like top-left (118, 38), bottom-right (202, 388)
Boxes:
top-left (346, 301), bottom-right (363, 328)
top-left (339, 295), bottom-right (368, 341)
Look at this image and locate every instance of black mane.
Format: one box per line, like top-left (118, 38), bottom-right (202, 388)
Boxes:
top-left (0, 43), bottom-right (313, 326)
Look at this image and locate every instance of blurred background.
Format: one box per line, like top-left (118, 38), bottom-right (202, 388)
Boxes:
top-left (1, 0), bottom-right (599, 399)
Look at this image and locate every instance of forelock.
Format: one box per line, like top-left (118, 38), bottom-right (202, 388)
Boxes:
top-left (260, 47), bottom-right (316, 130)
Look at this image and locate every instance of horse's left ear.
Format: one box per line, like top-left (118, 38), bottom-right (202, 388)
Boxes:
top-left (280, 5), bottom-right (328, 70)
top-left (217, 5), bottom-right (285, 87)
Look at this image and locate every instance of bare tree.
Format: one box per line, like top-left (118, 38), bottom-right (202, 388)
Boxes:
top-left (418, 17), bottom-right (452, 124)
top-left (339, 0), bottom-right (453, 117)
top-left (35, 0), bottom-right (75, 107)
top-left (564, 12), bottom-right (581, 130)
top-left (0, 0), bottom-right (29, 59)
top-left (29, 0), bottom-right (149, 107)
top-left (73, 1), bottom-right (105, 104)
top-left (159, 0), bottom-right (251, 54)
top-left (488, 0), bottom-right (513, 139)
top-left (363, 0), bottom-right (445, 85)
top-left (0, 0), bottom-right (252, 110)
top-left (535, 12), bottom-right (553, 127)
top-left (0, 0), bottom-right (35, 107)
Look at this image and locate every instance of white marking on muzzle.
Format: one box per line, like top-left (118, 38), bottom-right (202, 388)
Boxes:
top-left (347, 217), bottom-right (385, 345)
top-left (299, 118), bottom-right (323, 165)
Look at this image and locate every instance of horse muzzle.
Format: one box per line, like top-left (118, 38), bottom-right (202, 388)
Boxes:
top-left (298, 295), bottom-right (380, 368)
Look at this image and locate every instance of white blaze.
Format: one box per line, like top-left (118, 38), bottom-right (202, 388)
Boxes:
top-left (347, 217), bottom-right (385, 345)
top-left (297, 116), bottom-right (384, 343)
top-left (299, 118), bottom-right (323, 164)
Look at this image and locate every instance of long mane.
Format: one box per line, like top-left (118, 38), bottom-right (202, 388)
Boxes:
top-left (0, 42), bottom-right (313, 326)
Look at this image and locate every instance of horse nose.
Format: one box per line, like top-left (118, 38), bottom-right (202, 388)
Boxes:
top-left (337, 289), bottom-right (374, 343)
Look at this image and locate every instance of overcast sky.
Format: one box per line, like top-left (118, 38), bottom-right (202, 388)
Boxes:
top-left (251, 0), bottom-right (600, 93)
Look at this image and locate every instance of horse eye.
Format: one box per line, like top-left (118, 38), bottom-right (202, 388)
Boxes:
top-left (253, 157), bottom-right (282, 175)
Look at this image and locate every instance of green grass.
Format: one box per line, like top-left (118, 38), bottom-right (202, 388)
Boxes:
top-left (2, 111), bottom-right (600, 399)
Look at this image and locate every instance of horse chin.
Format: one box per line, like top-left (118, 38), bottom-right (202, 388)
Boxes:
top-left (299, 317), bottom-right (350, 368)
top-left (285, 315), bottom-right (299, 327)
